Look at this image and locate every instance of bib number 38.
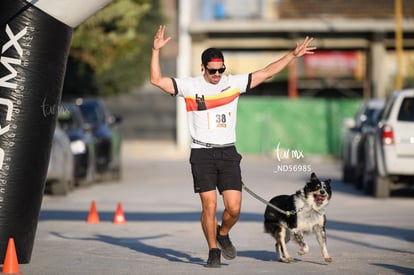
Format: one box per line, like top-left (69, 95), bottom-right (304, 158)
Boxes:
top-left (208, 111), bottom-right (231, 129)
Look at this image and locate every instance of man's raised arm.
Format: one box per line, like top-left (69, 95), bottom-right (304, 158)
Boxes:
top-left (250, 36), bottom-right (316, 89)
top-left (150, 25), bottom-right (175, 95)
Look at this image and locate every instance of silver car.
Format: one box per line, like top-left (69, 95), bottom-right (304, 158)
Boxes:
top-left (46, 124), bottom-right (75, 195)
top-left (341, 99), bottom-right (385, 184)
top-left (362, 89), bottom-right (414, 197)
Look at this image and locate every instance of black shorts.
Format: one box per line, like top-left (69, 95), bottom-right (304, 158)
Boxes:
top-left (189, 146), bottom-right (242, 194)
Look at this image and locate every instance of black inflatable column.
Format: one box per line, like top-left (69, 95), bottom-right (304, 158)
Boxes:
top-left (0, 0), bottom-right (111, 263)
top-left (0, 0), bottom-right (72, 263)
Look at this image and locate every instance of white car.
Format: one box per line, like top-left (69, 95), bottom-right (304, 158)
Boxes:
top-left (362, 89), bottom-right (414, 197)
top-left (46, 125), bottom-right (75, 195)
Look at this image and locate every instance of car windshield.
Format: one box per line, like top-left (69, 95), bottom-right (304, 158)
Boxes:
top-left (397, 97), bottom-right (414, 122)
top-left (79, 102), bottom-right (106, 126)
top-left (361, 108), bottom-right (382, 127)
top-left (58, 106), bottom-right (79, 131)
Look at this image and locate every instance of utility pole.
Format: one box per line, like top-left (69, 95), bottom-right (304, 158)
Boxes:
top-left (177, 0), bottom-right (191, 151)
top-left (395, 0), bottom-right (404, 90)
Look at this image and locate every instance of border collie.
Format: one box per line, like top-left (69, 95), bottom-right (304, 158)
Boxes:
top-left (264, 173), bottom-right (332, 263)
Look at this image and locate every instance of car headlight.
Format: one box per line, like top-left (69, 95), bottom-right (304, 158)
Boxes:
top-left (71, 140), bottom-right (87, 154)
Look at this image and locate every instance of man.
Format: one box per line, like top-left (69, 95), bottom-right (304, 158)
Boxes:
top-left (150, 25), bottom-right (315, 268)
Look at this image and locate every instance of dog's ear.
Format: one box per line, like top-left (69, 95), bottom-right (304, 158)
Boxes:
top-left (310, 172), bottom-right (319, 182)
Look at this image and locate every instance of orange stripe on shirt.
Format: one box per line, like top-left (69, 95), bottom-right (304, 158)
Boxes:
top-left (184, 89), bottom-right (240, 112)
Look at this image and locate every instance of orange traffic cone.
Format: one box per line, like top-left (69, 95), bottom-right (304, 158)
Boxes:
top-left (87, 200), bottom-right (100, 224)
top-left (2, 238), bottom-right (20, 274)
top-left (113, 202), bottom-right (126, 224)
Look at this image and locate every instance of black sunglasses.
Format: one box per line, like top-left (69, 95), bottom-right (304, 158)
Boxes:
top-left (206, 65), bottom-right (226, 75)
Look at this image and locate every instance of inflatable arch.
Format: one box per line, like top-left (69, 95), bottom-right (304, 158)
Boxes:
top-left (0, 0), bottom-right (112, 263)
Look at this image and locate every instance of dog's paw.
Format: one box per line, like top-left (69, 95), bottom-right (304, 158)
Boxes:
top-left (298, 246), bottom-right (309, 256)
top-left (280, 257), bottom-right (294, 263)
top-left (324, 257), bottom-right (332, 263)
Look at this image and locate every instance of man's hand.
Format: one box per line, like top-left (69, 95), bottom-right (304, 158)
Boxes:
top-left (153, 25), bottom-right (172, 50)
top-left (293, 36), bottom-right (316, 57)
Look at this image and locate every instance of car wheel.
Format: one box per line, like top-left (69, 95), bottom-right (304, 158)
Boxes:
top-left (79, 162), bottom-right (96, 186)
top-left (342, 164), bottom-right (354, 183)
top-left (111, 166), bottom-right (122, 181)
top-left (362, 172), bottom-right (373, 195)
top-left (374, 175), bottom-right (391, 198)
top-left (86, 162), bottom-right (96, 184)
top-left (50, 179), bottom-right (70, 196)
top-left (362, 160), bottom-right (374, 195)
top-left (354, 163), bottom-right (364, 189)
top-left (69, 177), bottom-right (76, 190)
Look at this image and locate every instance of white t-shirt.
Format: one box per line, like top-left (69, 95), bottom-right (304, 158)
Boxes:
top-left (172, 74), bottom-right (251, 148)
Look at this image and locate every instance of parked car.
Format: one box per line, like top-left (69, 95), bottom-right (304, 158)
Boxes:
top-left (353, 107), bottom-right (384, 189)
top-left (362, 89), bottom-right (414, 197)
top-left (76, 98), bottom-right (122, 180)
top-left (341, 99), bottom-right (385, 183)
top-left (46, 124), bottom-right (75, 195)
top-left (58, 102), bottom-right (96, 186)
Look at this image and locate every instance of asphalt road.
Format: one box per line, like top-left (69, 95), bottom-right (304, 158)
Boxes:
top-left (10, 141), bottom-right (414, 274)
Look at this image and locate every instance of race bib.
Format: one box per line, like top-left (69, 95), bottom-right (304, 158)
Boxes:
top-left (208, 111), bottom-right (232, 129)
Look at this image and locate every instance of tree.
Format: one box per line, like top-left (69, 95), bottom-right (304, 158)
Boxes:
top-left (63, 0), bottom-right (165, 98)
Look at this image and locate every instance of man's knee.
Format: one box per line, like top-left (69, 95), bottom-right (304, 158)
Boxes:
top-left (222, 190), bottom-right (241, 217)
top-left (226, 205), bottom-right (241, 218)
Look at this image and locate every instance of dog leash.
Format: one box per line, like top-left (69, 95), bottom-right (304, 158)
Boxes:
top-left (242, 182), bottom-right (296, 217)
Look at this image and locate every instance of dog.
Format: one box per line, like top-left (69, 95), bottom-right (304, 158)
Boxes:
top-left (264, 172), bottom-right (332, 263)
